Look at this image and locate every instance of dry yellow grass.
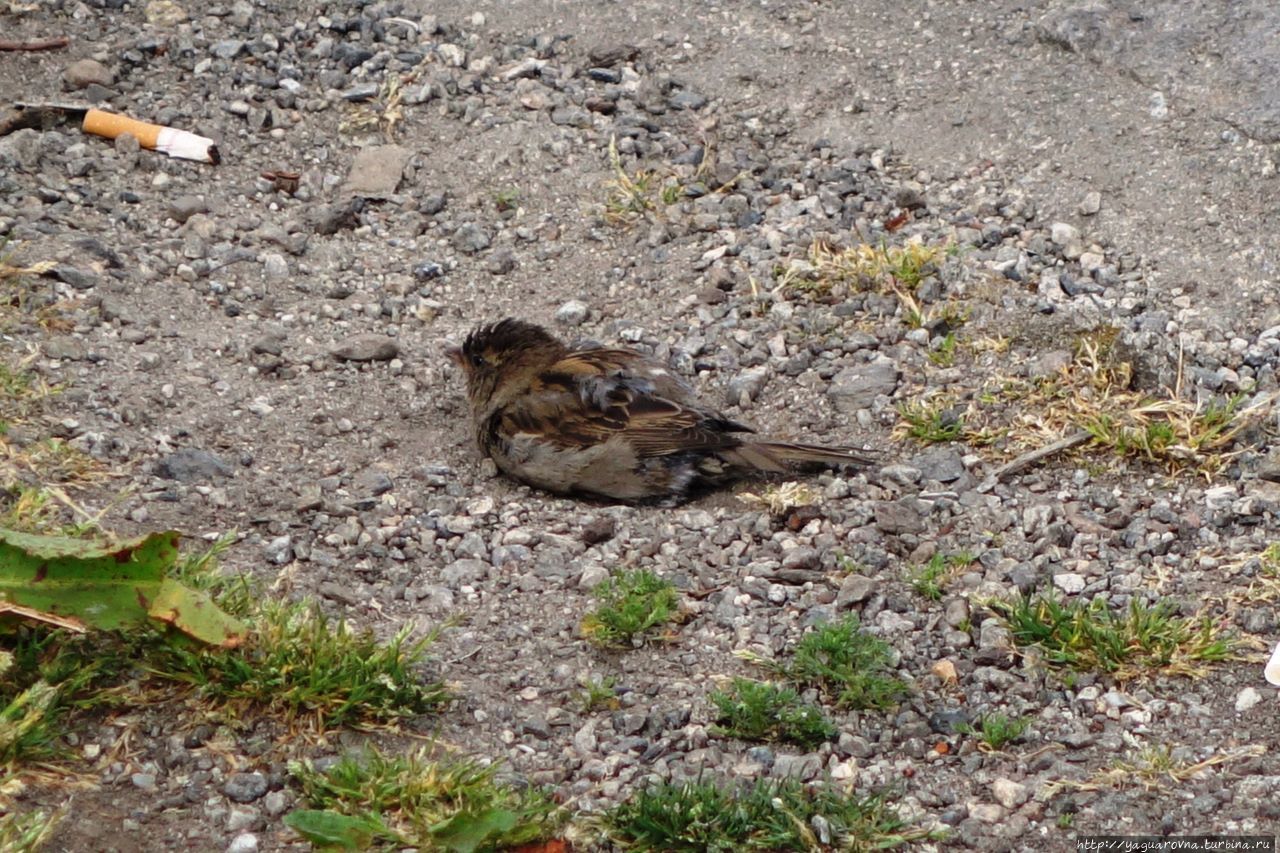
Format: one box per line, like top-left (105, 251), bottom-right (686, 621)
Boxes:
top-left (1045, 744), bottom-right (1264, 794)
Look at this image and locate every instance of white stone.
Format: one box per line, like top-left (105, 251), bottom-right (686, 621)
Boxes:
top-left (1236, 686), bottom-right (1263, 713)
top-left (1204, 485), bottom-right (1237, 510)
top-left (437, 43), bottom-right (466, 67)
top-left (1050, 222), bottom-right (1080, 246)
top-left (991, 778), bottom-right (1029, 809)
top-left (226, 807), bottom-right (258, 832)
top-left (1078, 251), bottom-right (1105, 272)
top-left (1078, 191), bottom-right (1102, 216)
top-left (577, 563), bottom-right (610, 590)
top-left (970, 803), bottom-right (1006, 823)
top-left (680, 510), bottom-right (715, 530)
top-left (555, 299), bottom-right (589, 326)
top-left (829, 761), bottom-right (858, 781)
top-left (262, 252), bottom-right (288, 280)
top-left (466, 496), bottom-right (495, 515)
top-left (1038, 269), bottom-right (1066, 301)
top-left (226, 834), bottom-right (258, 853)
top-left (875, 611), bottom-right (914, 634)
top-left (1052, 572), bottom-right (1086, 594)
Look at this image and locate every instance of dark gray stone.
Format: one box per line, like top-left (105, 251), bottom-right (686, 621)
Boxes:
top-left (913, 447), bottom-right (966, 483)
top-left (928, 709), bottom-right (971, 733)
top-left (333, 43), bottom-right (374, 71)
top-left (828, 359), bottom-right (900, 411)
top-left (442, 559), bottom-right (488, 586)
top-left (873, 499), bottom-right (926, 535)
top-left (452, 223), bottom-right (492, 254)
top-left (167, 195), bottom-right (209, 224)
top-left (726, 366), bottom-right (769, 403)
top-left (223, 772), bottom-right (268, 804)
top-left (835, 574), bottom-right (875, 608)
top-left (51, 265), bottom-right (98, 291)
top-left (330, 334), bottom-right (399, 362)
top-left (211, 40), bottom-right (246, 59)
top-left (157, 449), bottom-right (234, 482)
top-left (771, 753), bottom-right (822, 780)
top-left (588, 43), bottom-right (639, 66)
top-left (0, 128), bottom-right (42, 169)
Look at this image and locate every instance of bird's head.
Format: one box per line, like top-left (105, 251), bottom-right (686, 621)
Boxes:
top-left (449, 318), bottom-right (567, 411)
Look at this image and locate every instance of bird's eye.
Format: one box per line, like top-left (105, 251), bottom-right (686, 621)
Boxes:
top-left (470, 352), bottom-right (485, 367)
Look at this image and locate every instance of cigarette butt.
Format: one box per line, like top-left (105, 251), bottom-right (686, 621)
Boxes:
top-left (83, 108), bottom-right (163, 147)
top-left (1267, 640), bottom-right (1280, 687)
top-left (82, 108), bottom-right (219, 165)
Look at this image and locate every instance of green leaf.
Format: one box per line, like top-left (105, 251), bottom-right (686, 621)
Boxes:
top-left (147, 577), bottom-right (247, 647)
top-left (429, 807), bottom-right (518, 853)
top-left (283, 809), bottom-right (392, 850)
top-left (0, 528), bottom-right (247, 646)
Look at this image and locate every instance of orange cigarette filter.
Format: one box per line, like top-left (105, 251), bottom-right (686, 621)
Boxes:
top-left (82, 108), bottom-right (220, 164)
top-left (82, 108), bottom-right (163, 147)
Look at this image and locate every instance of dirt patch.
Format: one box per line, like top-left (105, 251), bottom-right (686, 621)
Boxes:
top-left (2, 1), bottom-right (1279, 850)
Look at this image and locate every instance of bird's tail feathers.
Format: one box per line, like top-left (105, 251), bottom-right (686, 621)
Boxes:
top-left (721, 441), bottom-right (875, 473)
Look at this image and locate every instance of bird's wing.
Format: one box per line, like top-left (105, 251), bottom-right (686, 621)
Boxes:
top-left (499, 349), bottom-right (752, 458)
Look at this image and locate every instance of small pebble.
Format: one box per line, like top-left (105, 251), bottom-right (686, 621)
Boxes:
top-left (1236, 687), bottom-right (1262, 713)
top-left (226, 834), bottom-right (258, 853)
top-left (555, 300), bottom-right (589, 326)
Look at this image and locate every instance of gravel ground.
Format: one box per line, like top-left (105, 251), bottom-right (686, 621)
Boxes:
top-left (3, 1), bottom-right (1280, 851)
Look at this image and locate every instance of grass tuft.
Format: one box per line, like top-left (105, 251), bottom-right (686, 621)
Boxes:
top-left (288, 746), bottom-right (565, 850)
top-left (603, 137), bottom-right (660, 224)
top-left (493, 187), bottom-right (520, 213)
top-left (14, 438), bottom-right (105, 487)
top-left (168, 530), bottom-right (255, 617)
top-left (1210, 541), bottom-right (1280, 618)
top-left (927, 331), bottom-right (959, 367)
top-left (709, 678), bottom-right (835, 748)
top-left (1079, 391), bottom-right (1251, 468)
top-left (907, 551), bottom-right (976, 601)
top-left (150, 599), bottom-right (448, 729)
top-left (896, 398), bottom-right (964, 443)
top-left (603, 777), bottom-right (940, 851)
top-left (0, 485), bottom-right (64, 534)
top-left (0, 363), bottom-right (37, 400)
top-left (0, 675), bottom-right (62, 769)
top-left (0, 809), bottom-right (61, 853)
top-left (581, 569), bottom-right (679, 648)
top-left (749, 616), bottom-right (907, 710)
top-left (0, 360), bottom-right (54, 435)
top-left (602, 135), bottom-right (734, 226)
top-left (338, 74), bottom-right (404, 140)
top-left (962, 329), bottom-right (1271, 472)
top-left (956, 712), bottom-right (1031, 752)
top-left (0, 631), bottom-right (125, 772)
top-left (788, 617), bottom-right (907, 709)
top-left (578, 675), bottom-right (620, 713)
top-left (782, 238), bottom-right (945, 296)
top-left (993, 591), bottom-right (1239, 680)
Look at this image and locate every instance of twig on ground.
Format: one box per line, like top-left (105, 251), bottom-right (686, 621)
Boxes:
top-left (985, 429), bottom-right (1092, 484)
top-left (0, 36), bottom-right (70, 51)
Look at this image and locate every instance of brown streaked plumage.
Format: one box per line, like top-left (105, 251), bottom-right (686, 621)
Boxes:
top-left (450, 318), bottom-right (874, 503)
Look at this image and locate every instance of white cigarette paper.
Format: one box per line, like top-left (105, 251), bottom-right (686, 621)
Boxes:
top-left (155, 126), bottom-right (219, 164)
top-left (1266, 640), bottom-right (1280, 687)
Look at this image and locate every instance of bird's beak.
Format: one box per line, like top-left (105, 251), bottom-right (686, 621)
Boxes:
top-left (446, 345), bottom-right (464, 367)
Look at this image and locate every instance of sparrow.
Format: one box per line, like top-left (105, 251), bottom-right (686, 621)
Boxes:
top-left (449, 318), bottom-right (873, 503)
